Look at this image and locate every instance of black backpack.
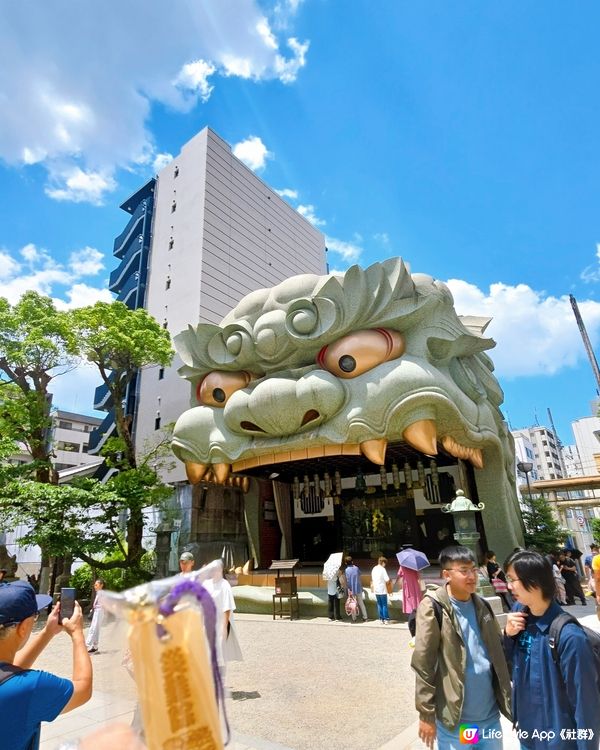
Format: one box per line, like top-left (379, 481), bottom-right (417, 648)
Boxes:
top-left (548, 612), bottom-right (600, 690)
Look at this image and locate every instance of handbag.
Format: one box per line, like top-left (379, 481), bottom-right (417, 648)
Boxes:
top-left (336, 579), bottom-right (346, 599)
top-left (345, 593), bottom-right (358, 619)
top-left (491, 577), bottom-right (508, 594)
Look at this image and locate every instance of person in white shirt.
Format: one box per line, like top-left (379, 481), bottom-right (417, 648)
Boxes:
top-left (86, 579), bottom-right (105, 653)
top-left (370, 556), bottom-right (391, 624)
top-left (202, 561), bottom-right (242, 669)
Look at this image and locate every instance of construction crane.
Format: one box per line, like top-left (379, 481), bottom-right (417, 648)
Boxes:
top-left (569, 294), bottom-right (600, 395)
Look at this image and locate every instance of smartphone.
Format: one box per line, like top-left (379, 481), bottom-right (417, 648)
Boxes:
top-left (59, 587), bottom-right (76, 624)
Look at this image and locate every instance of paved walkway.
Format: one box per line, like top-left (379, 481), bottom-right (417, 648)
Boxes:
top-left (35, 602), bottom-right (598, 749)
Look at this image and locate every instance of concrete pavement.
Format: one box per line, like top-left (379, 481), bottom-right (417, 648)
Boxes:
top-left (34, 602), bottom-right (598, 749)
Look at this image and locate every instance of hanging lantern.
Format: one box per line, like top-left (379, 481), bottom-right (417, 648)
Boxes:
top-left (391, 462), bottom-right (401, 490)
top-left (403, 461), bottom-right (413, 490)
top-left (334, 470), bottom-right (342, 496)
top-left (323, 471), bottom-right (331, 497)
top-left (313, 473), bottom-right (321, 498)
top-left (380, 465), bottom-right (388, 491)
top-left (417, 460), bottom-right (426, 488)
top-left (430, 459), bottom-right (439, 488)
top-left (303, 474), bottom-right (310, 496)
top-left (292, 476), bottom-right (301, 501)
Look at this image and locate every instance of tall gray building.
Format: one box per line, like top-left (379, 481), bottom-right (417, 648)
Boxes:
top-left (92, 127), bottom-right (326, 488)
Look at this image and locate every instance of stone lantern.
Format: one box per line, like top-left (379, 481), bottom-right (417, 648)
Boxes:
top-left (442, 489), bottom-right (491, 596)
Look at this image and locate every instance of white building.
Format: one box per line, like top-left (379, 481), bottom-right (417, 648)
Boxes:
top-left (132, 128), bottom-right (326, 483)
top-left (511, 425), bottom-right (565, 481)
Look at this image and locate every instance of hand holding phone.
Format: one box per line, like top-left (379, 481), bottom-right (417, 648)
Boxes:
top-left (59, 587), bottom-right (76, 624)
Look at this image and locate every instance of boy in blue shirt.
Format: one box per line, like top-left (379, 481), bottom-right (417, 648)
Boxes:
top-left (504, 550), bottom-right (600, 750)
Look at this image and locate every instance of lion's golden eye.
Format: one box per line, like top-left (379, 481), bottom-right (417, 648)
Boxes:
top-left (196, 371), bottom-right (252, 407)
top-left (316, 328), bottom-right (405, 379)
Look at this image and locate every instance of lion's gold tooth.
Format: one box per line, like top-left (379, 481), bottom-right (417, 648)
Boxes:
top-left (204, 469), bottom-right (214, 483)
top-left (213, 463), bottom-right (231, 484)
top-left (360, 439), bottom-right (388, 465)
top-left (185, 461), bottom-right (209, 484)
top-left (241, 477), bottom-right (250, 493)
top-left (471, 448), bottom-right (484, 469)
top-left (403, 420), bottom-right (437, 456)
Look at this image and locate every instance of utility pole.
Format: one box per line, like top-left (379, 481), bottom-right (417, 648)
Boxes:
top-left (569, 294), bottom-right (600, 394)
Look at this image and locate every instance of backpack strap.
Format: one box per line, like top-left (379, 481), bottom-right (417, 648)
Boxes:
top-left (548, 611), bottom-right (580, 666)
top-left (425, 594), bottom-right (444, 629)
top-left (0, 661), bottom-right (24, 686)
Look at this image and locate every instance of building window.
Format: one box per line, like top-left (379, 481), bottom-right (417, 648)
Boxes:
top-left (57, 441), bottom-right (80, 452)
top-left (158, 368), bottom-right (165, 380)
top-left (155, 415), bottom-right (161, 430)
top-left (58, 420), bottom-right (72, 430)
top-left (171, 200), bottom-right (176, 213)
top-left (82, 444), bottom-right (89, 453)
top-left (169, 236), bottom-right (174, 250)
top-left (165, 277), bottom-right (171, 290)
top-left (174, 166), bottom-right (179, 178)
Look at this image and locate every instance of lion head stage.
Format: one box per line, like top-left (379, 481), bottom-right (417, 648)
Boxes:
top-left (172, 258), bottom-right (524, 558)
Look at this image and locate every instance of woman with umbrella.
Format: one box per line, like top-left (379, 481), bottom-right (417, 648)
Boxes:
top-left (396, 547), bottom-right (429, 647)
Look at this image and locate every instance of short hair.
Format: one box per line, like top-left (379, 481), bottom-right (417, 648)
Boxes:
top-left (344, 556), bottom-right (353, 566)
top-left (485, 550), bottom-right (496, 561)
top-left (439, 545), bottom-right (476, 569)
top-left (0, 623), bottom-right (17, 641)
top-left (591, 544), bottom-right (599, 551)
top-left (378, 556), bottom-right (387, 565)
top-left (504, 550), bottom-right (555, 601)
top-left (95, 579), bottom-right (105, 587)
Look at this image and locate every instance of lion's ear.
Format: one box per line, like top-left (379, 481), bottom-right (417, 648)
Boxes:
top-left (427, 333), bottom-right (495, 364)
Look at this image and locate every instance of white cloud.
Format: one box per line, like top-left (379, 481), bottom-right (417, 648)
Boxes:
top-left (275, 187), bottom-right (298, 199)
top-left (447, 278), bottom-right (600, 378)
top-left (274, 37), bottom-right (309, 83)
top-left (374, 232), bottom-right (390, 246)
top-left (174, 59), bottom-right (216, 106)
top-left (325, 235), bottom-right (363, 263)
top-left (297, 204), bottom-right (326, 227)
top-left (54, 283), bottom-right (113, 310)
top-left (0, 2), bottom-right (309, 203)
top-left (0, 243), bottom-right (111, 306)
top-left (152, 152), bottom-right (173, 173)
top-left (0, 250), bottom-right (21, 279)
top-left (233, 135), bottom-right (273, 171)
top-left (45, 167), bottom-right (117, 205)
top-left (580, 244), bottom-right (600, 283)
top-left (69, 247), bottom-right (104, 277)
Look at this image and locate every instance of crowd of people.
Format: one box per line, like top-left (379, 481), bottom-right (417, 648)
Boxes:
top-left (1, 542), bottom-right (599, 749)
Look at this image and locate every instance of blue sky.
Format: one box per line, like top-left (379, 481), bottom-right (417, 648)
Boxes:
top-left (2, 0), bottom-right (600, 444)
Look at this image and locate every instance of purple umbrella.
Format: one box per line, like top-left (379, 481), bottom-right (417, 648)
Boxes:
top-left (396, 548), bottom-right (430, 571)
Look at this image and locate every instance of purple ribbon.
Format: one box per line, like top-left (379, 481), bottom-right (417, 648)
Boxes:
top-left (158, 579), bottom-right (230, 744)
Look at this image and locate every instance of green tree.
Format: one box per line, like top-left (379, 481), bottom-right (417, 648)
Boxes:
top-left (72, 302), bottom-right (173, 469)
top-left (72, 302), bottom-right (173, 568)
top-left (590, 518), bottom-right (600, 545)
top-left (521, 493), bottom-right (566, 553)
top-left (0, 292), bottom-right (78, 482)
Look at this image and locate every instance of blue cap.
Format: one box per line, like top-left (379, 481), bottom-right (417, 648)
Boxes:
top-left (0, 581), bottom-right (52, 625)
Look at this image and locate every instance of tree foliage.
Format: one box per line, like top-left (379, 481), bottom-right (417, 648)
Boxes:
top-left (0, 292), bottom-right (78, 481)
top-left (0, 294), bottom-right (175, 582)
top-left (591, 518), bottom-right (600, 546)
top-left (521, 493), bottom-right (566, 553)
top-left (72, 302), bottom-right (173, 468)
